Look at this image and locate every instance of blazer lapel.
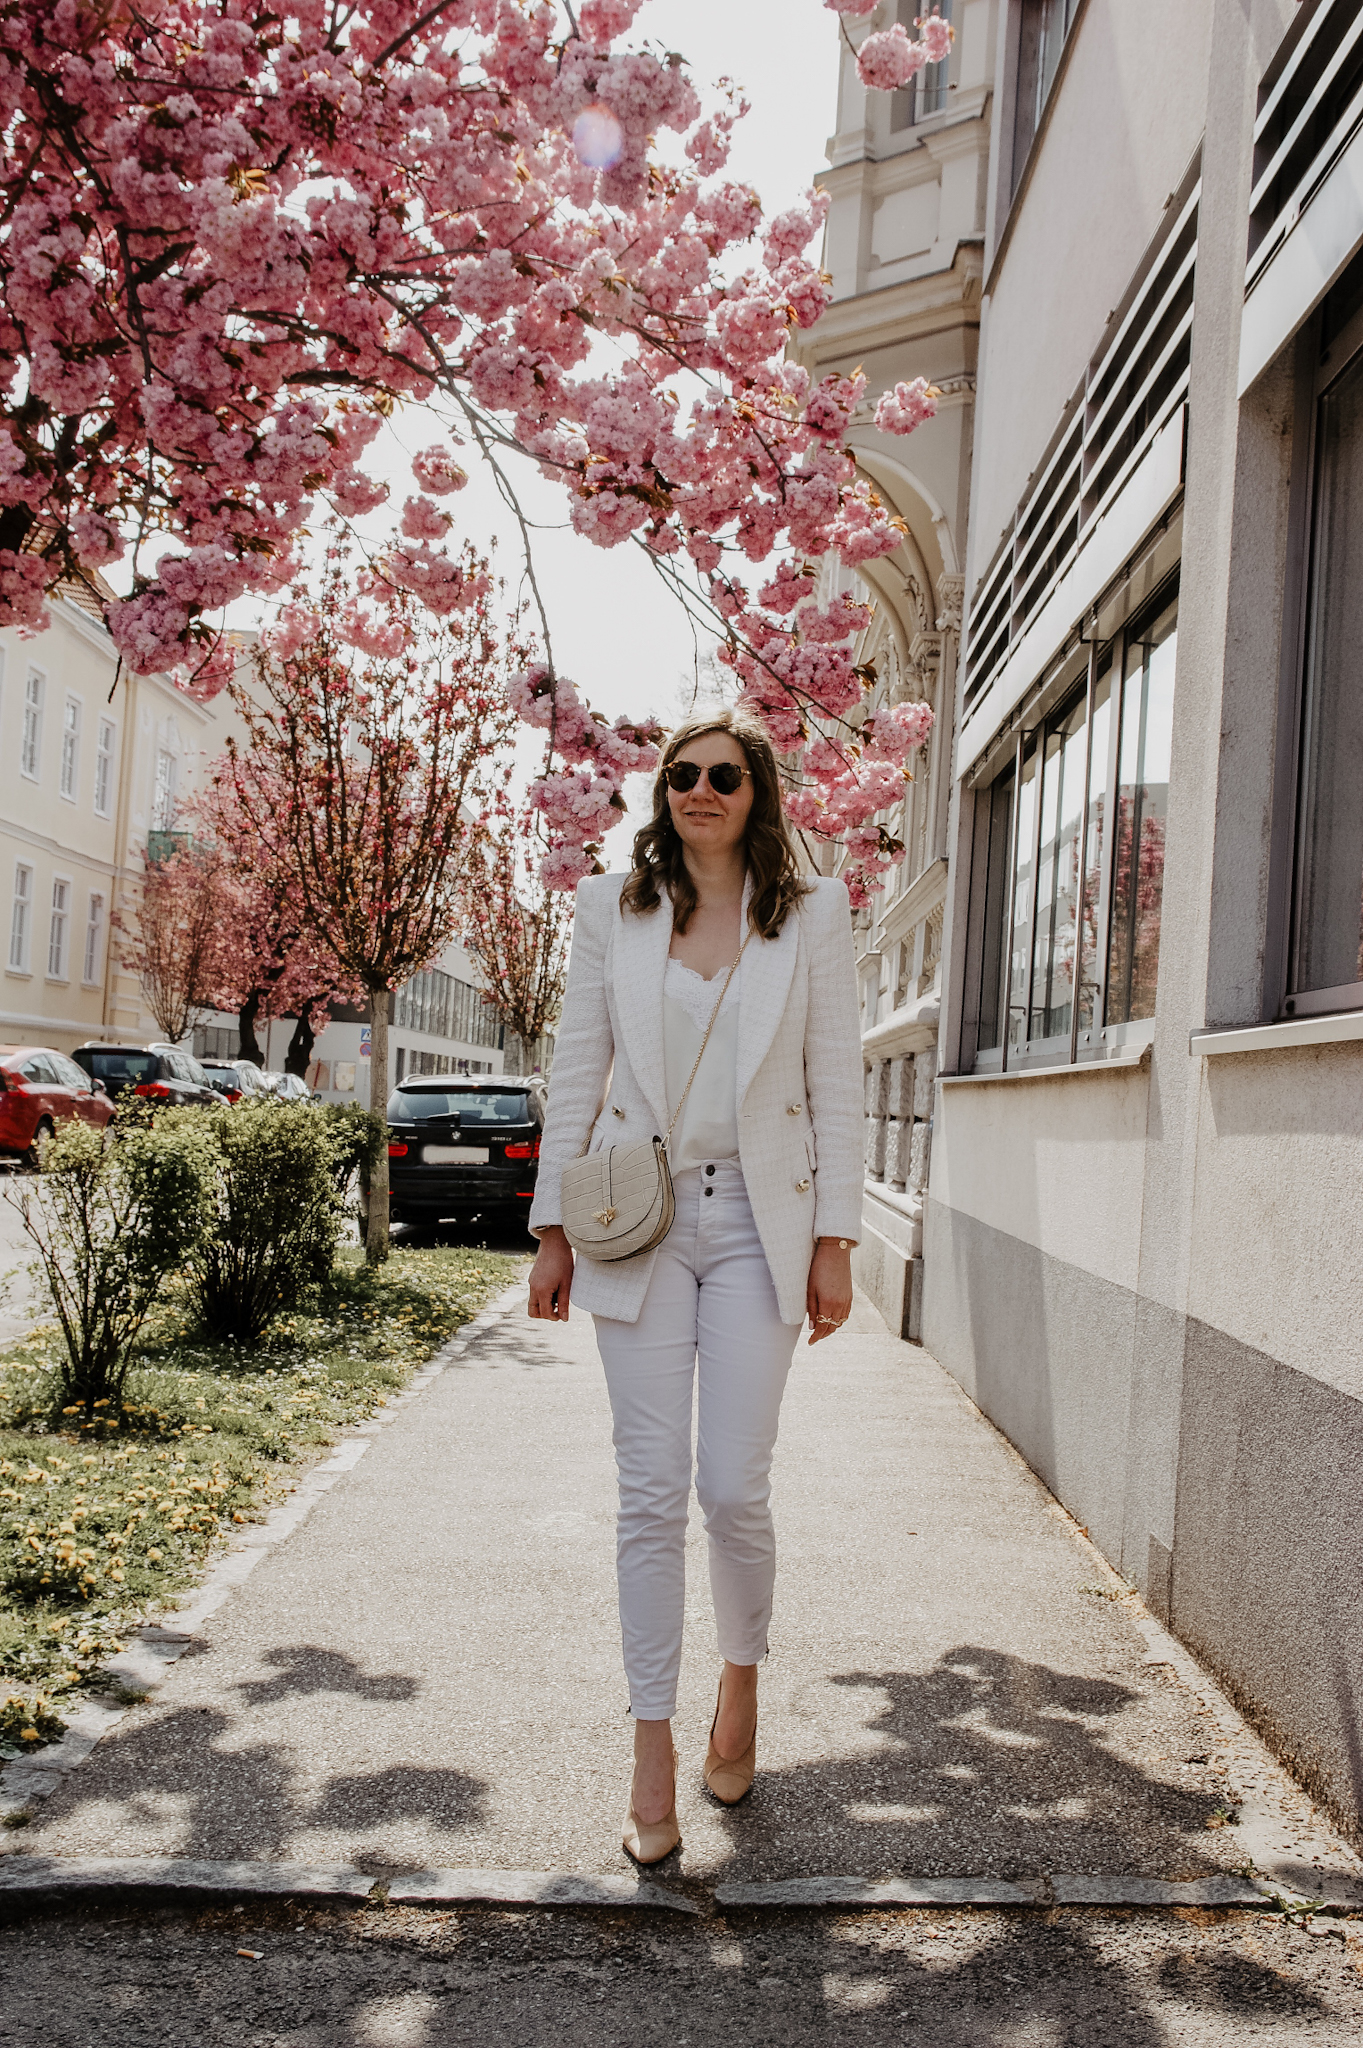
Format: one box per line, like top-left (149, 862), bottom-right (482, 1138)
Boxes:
top-left (736, 908), bottom-right (800, 1105)
top-left (610, 892), bottom-right (673, 1130)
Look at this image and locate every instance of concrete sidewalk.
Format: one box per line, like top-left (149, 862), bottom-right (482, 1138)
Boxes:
top-left (6, 1287), bottom-right (1359, 1896)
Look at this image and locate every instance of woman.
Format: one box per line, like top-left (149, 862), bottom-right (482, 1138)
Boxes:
top-left (527, 706), bottom-right (864, 1865)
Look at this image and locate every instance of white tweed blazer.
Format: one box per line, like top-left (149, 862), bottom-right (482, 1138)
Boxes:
top-left (529, 872), bottom-right (865, 1325)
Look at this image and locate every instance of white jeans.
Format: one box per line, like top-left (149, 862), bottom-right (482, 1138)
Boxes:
top-left (593, 1160), bottom-right (803, 1720)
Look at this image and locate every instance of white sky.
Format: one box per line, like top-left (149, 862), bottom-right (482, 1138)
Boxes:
top-left (216, 0), bottom-right (842, 734)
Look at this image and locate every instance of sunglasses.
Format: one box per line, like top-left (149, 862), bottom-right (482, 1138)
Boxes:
top-left (663, 760), bottom-right (751, 795)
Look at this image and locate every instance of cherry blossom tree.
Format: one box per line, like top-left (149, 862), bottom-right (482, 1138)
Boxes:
top-left (193, 772), bottom-right (364, 1071)
top-left (0, 0), bottom-right (947, 894)
top-left (223, 543), bottom-right (522, 1262)
top-left (458, 810), bottom-right (571, 1071)
top-left (118, 846), bottom-right (234, 1046)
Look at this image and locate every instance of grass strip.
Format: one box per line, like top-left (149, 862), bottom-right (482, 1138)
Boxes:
top-left (0, 1244), bottom-right (521, 1756)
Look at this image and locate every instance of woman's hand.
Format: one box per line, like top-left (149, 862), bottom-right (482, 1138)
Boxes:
top-left (806, 1237), bottom-right (853, 1345)
top-left (528, 1225), bottom-right (575, 1322)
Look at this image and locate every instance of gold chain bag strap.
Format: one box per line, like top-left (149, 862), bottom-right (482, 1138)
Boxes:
top-left (560, 932), bottom-right (751, 1263)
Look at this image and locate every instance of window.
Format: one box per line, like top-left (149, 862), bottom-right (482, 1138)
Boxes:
top-left (1106, 612), bottom-right (1176, 1026)
top-left (1011, 0), bottom-right (1082, 192)
top-left (83, 891), bottom-right (105, 984)
top-left (48, 876), bottom-right (70, 978)
top-left (890, 0), bottom-right (952, 132)
top-left (152, 746), bottom-right (178, 830)
top-left (94, 718), bottom-right (115, 817)
top-left (968, 584), bottom-right (1177, 1068)
top-left (395, 967), bottom-right (502, 1048)
top-left (1291, 321), bottom-right (1363, 1009)
top-left (8, 863), bottom-right (32, 971)
top-left (20, 668), bottom-right (43, 779)
top-left (60, 696), bottom-right (80, 800)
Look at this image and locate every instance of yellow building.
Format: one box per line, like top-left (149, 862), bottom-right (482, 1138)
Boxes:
top-left (0, 589), bottom-right (251, 1056)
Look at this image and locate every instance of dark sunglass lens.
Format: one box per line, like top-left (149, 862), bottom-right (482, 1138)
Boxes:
top-left (666, 761), bottom-right (702, 791)
top-left (708, 763), bottom-right (744, 794)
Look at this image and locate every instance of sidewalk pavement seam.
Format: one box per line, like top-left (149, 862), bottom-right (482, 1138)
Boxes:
top-left (0, 1278), bottom-right (529, 1826)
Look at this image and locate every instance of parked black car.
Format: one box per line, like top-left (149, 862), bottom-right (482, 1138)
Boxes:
top-left (385, 1078), bottom-right (543, 1226)
top-left (72, 1042), bottom-right (222, 1108)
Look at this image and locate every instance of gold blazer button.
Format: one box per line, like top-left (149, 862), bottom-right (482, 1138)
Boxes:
top-left (795, 1177), bottom-right (811, 1192)
top-left (612, 1106), bottom-right (626, 1118)
top-left (787, 1103), bottom-right (802, 1114)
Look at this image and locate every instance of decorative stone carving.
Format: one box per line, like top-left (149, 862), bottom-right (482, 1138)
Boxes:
top-left (913, 1047), bottom-right (938, 1120)
top-left (887, 1117), bottom-right (913, 1188)
top-left (887, 1056), bottom-right (914, 1120)
top-left (936, 573), bottom-right (965, 636)
top-left (865, 1060), bottom-right (889, 1116)
top-left (865, 1117), bottom-right (887, 1180)
top-left (909, 1119), bottom-right (932, 1193)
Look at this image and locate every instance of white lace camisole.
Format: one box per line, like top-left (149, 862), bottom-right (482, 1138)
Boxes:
top-left (663, 952), bottom-right (742, 1172)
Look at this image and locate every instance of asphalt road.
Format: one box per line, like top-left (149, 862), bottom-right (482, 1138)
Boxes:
top-left (3, 1898), bottom-right (1363, 2046)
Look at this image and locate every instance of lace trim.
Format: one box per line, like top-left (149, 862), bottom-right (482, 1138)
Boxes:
top-left (665, 953), bottom-right (741, 1032)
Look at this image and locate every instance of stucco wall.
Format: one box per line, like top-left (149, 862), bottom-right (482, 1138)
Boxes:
top-left (931, 1066), bottom-right (1151, 1293)
top-left (1186, 1046), bottom-right (1363, 1399)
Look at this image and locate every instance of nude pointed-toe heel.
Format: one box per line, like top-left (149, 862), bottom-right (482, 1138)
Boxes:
top-left (703, 1681), bottom-right (757, 1806)
top-left (622, 1749), bottom-right (681, 1866)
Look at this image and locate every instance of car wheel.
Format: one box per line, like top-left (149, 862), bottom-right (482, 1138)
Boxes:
top-left (22, 1117), bottom-right (55, 1172)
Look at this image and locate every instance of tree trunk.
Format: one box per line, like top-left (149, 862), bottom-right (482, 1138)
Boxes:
top-left (284, 1004), bottom-right (319, 1078)
top-left (238, 989), bottom-right (265, 1066)
top-left (365, 988), bottom-right (390, 1265)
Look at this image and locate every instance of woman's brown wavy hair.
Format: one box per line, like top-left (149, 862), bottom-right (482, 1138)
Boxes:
top-left (620, 705), bottom-right (810, 938)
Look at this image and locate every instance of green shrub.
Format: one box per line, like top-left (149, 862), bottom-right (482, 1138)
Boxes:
top-left (319, 1101), bottom-right (386, 1208)
top-left (191, 1101), bottom-right (341, 1344)
top-left (8, 1119), bottom-right (214, 1422)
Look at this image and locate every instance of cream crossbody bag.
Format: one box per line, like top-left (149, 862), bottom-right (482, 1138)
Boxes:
top-left (560, 933), bottom-right (751, 1264)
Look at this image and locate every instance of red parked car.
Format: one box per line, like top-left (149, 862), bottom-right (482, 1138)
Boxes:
top-left (0, 1046), bottom-right (115, 1168)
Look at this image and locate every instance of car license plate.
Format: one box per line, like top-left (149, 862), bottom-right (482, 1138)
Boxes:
top-left (422, 1144), bottom-right (489, 1164)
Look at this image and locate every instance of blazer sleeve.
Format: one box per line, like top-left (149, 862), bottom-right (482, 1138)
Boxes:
top-left (803, 880), bottom-right (866, 1242)
top-left (527, 877), bottom-right (615, 1237)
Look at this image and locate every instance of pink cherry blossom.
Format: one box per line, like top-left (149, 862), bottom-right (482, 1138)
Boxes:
top-left (857, 24), bottom-right (929, 92)
top-left (875, 377), bottom-right (940, 436)
top-left (919, 12), bottom-right (955, 64)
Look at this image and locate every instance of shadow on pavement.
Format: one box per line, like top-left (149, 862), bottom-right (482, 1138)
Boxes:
top-left (234, 1648), bottom-right (421, 1709)
top-left (49, 1704), bottom-right (489, 1868)
top-left (701, 1648), bottom-right (1231, 1884)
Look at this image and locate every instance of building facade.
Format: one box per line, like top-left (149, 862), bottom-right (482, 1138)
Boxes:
top-left (916, 0), bottom-right (1363, 1837)
top-left (795, 0), bottom-right (993, 1338)
top-left (0, 594), bottom-right (253, 1057)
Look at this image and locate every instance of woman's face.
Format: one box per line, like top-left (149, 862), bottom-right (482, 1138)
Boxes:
top-left (665, 730), bottom-right (754, 862)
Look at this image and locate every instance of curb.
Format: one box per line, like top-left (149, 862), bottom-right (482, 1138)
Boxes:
top-left (0, 1279), bottom-right (528, 1822)
top-left (715, 1874), bottom-right (1295, 1912)
top-left (0, 1855), bottom-right (1354, 1924)
top-left (0, 1854), bottom-right (695, 1917)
